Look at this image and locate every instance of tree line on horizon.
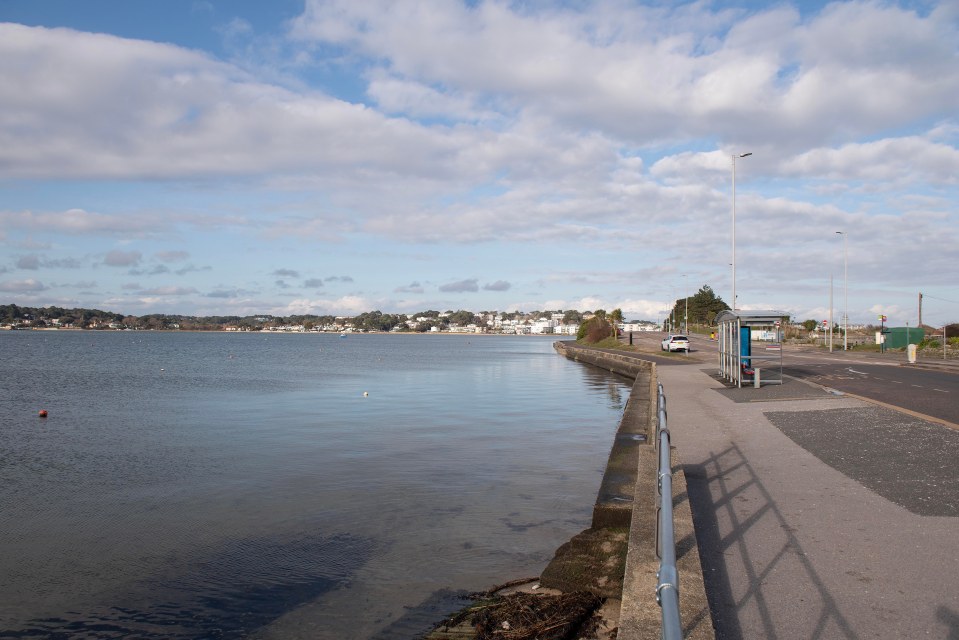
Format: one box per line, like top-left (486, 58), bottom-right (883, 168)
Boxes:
top-left (0, 304), bottom-right (648, 332)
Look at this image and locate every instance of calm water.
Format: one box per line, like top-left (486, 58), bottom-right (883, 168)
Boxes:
top-left (0, 331), bottom-right (631, 639)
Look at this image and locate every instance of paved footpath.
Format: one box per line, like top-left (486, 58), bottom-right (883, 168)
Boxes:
top-left (658, 362), bottom-right (959, 639)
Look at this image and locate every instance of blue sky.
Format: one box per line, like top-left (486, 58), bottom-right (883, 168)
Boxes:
top-left (1, 0), bottom-right (957, 325)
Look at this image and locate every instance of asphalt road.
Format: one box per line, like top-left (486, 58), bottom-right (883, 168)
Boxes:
top-left (622, 331), bottom-right (958, 425)
top-left (781, 351), bottom-right (959, 426)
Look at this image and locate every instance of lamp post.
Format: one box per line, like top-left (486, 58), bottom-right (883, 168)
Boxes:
top-left (682, 274), bottom-right (688, 333)
top-left (732, 152), bottom-right (752, 310)
top-left (836, 231), bottom-right (847, 350)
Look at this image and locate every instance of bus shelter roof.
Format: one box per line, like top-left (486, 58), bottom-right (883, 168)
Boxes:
top-left (715, 310), bottom-right (788, 326)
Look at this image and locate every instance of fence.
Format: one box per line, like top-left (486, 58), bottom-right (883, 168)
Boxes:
top-left (655, 383), bottom-right (682, 640)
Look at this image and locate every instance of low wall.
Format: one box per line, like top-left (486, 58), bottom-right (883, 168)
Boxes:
top-left (555, 341), bottom-right (714, 640)
top-left (554, 341), bottom-right (650, 380)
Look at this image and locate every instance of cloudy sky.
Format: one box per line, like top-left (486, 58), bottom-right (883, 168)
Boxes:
top-left (1, 0), bottom-right (956, 325)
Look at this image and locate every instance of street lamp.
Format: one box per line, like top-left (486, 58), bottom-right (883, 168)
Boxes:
top-left (732, 152), bottom-right (752, 310)
top-left (682, 274), bottom-right (688, 333)
top-left (836, 231), bottom-right (847, 350)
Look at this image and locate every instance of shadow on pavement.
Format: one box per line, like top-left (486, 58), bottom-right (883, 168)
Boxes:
top-left (937, 605), bottom-right (959, 640)
top-left (684, 442), bottom-right (856, 640)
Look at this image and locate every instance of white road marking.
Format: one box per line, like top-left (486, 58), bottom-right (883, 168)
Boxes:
top-left (786, 353), bottom-right (899, 366)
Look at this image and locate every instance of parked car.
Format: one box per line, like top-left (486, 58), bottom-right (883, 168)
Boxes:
top-left (661, 335), bottom-right (690, 352)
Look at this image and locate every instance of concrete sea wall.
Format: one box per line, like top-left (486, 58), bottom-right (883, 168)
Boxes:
top-left (554, 341), bottom-right (714, 640)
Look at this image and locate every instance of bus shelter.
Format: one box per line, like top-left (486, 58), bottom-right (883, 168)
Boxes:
top-left (717, 310), bottom-right (786, 388)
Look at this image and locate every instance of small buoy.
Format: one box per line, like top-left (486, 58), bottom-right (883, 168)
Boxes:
top-left (363, 391), bottom-right (369, 397)
top-left (38, 410), bottom-right (48, 418)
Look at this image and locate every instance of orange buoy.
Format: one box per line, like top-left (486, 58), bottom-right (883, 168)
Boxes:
top-left (38, 410), bottom-right (48, 418)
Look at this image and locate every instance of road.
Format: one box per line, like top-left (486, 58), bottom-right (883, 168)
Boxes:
top-left (779, 350), bottom-right (959, 426)
top-left (622, 330), bottom-right (958, 426)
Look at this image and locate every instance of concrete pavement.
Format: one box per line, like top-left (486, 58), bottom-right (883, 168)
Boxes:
top-left (658, 362), bottom-right (959, 638)
top-left (570, 335), bottom-right (959, 638)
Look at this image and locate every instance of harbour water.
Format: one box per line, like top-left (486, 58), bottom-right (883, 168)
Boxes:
top-left (0, 331), bottom-right (631, 639)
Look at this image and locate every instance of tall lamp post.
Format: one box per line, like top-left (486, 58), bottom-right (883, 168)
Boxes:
top-left (731, 152), bottom-right (752, 310)
top-left (682, 274), bottom-right (688, 333)
top-left (836, 231), bottom-right (847, 350)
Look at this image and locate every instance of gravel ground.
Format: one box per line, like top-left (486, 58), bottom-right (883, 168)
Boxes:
top-left (765, 406), bottom-right (959, 517)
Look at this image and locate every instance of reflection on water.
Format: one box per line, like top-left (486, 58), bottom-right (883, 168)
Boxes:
top-left (579, 362), bottom-right (631, 408)
top-left (0, 333), bottom-right (629, 639)
top-left (19, 533), bottom-right (373, 639)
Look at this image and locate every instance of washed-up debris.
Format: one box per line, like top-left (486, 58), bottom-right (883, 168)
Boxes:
top-left (427, 524), bottom-right (628, 640)
top-left (432, 590), bottom-right (604, 640)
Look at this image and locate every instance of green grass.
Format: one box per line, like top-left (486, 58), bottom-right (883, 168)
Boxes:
top-left (582, 336), bottom-right (632, 349)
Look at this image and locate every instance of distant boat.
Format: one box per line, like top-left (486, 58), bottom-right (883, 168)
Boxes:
top-left (340, 333), bottom-right (347, 338)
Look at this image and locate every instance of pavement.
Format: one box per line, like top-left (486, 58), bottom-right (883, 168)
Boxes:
top-left (656, 361), bottom-right (959, 637)
top-left (596, 334), bottom-right (959, 638)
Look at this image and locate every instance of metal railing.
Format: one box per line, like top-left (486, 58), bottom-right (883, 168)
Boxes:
top-left (655, 383), bottom-right (682, 640)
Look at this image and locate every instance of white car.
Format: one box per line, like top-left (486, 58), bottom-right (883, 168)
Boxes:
top-left (661, 335), bottom-right (690, 352)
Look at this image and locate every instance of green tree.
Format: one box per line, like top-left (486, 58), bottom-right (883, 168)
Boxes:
top-left (354, 310), bottom-right (403, 332)
top-left (670, 285), bottom-right (730, 327)
top-left (0, 304), bottom-right (21, 322)
top-left (802, 319), bottom-right (818, 332)
top-left (578, 316), bottom-right (614, 343)
top-left (609, 308), bottom-right (624, 336)
top-left (447, 310), bottom-right (478, 326)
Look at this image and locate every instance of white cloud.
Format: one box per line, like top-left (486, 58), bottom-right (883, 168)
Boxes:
top-left (0, 209), bottom-right (168, 236)
top-left (1, 2), bottom-right (956, 323)
top-left (542, 296), bottom-right (671, 320)
top-left (140, 286), bottom-right (200, 296)
top-left (0, 24), bottom-right (482, 183)
top-left (281, 295), bottom-right (375, 316)
top-left (16, 255), bottom-right (41, 270)
top-left (395, 282), bottom-right (424, 294)
top-left (291, 0), bottom-right (959, 148)
top-left (780, 136), bottom-right (959, 186)
top-left (366, 72), bottom-right (491, 121)
top-left (439, 278), bottom-right (479, 293)
top-left (483, 280), bottom-right (511, 292)
top-left (103, 250), bottom-right (143, 267)
top-left (0, 279), bottom-right (46, 292)
top-left (155, 250), bottom-right (190, 263)
top-left (616, 298), bottom-right (673, 320)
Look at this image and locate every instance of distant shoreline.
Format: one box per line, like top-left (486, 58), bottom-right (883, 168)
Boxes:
top-left (2, 327), bottom-right (570, 337)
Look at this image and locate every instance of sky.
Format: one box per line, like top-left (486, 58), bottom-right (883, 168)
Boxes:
top-left (1, 0), bottom-right (957, 326)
